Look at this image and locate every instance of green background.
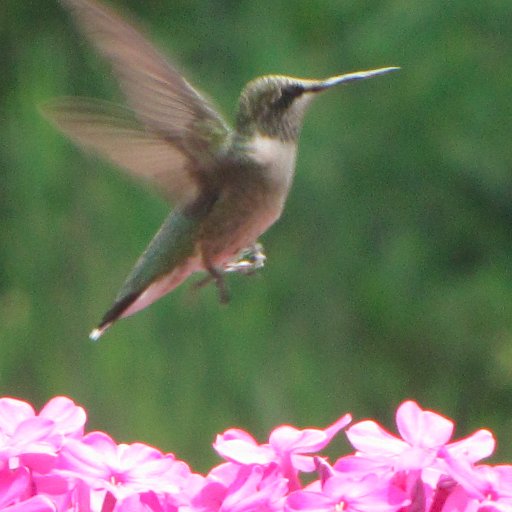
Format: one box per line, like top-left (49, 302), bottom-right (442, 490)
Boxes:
top-left (2, 0), bottom-right (512, 470)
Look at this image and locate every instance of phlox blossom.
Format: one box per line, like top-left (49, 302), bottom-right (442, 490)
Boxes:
top-left (0, 397), bottom-right (86, 473)
top-left (193, 463), bottom-right (288, 512)
top-left (338, 401), bottom-right (494, 472)
top-left (57, 432), bottom-right (175, 492)
top-left (286, 458), bottom-right (410, 512)
top-left (0, 396), bottom-right (509, 512)
top-left (213, 414), bottom-right (351, 489)
top-left (437, 447), bottom-right (512, 510)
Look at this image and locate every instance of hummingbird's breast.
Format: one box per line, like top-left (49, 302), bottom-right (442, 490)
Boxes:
top-left (199, 134), bottom-right (297, 268)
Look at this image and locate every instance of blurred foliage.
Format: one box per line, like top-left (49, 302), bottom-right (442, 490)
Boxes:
top-left (2, 0), bottom-right (512, 471)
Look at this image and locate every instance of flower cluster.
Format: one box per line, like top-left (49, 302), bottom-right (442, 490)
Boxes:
top-left (0, 396), bottom-right (509, 512)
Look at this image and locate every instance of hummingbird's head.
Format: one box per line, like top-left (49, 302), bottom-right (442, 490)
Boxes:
top-left (235, 67), bottom-right (399, 142)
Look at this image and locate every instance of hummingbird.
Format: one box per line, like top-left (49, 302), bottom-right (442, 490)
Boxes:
top-left (42, 0), bottom-right (398, 340)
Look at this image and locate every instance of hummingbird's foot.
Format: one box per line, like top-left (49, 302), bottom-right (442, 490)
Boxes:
top-left (208, 266), bottom-right (230, 304)
top-left (192, 244), bottom-right (265, 302)
top-left (224, 243), bottom-right (266, 275)
top-left (192, 267), bottom-right (230, 304)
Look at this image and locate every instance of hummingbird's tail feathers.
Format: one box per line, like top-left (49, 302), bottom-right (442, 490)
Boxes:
top-left (41, 97), bottom-right (198, 205)
top-left (89, 291), bottom-right (141, 341)
top-left (59, 0), bottom-right (231, 160)
top-left (89, 324), bottom-right (110, 341)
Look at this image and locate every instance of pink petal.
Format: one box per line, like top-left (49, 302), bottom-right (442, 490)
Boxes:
top-left (396, 401), bottom-right (453, 448)
top-left (81, 432), bottom-right (118, 468)
top-left (178, 472), bottom-right (206, 502)
top-left (238, 477), bottom-right (287, 512)
top-left (447, 429), bottom-right (495, 463)
top-left (290, 454), bottom-right (317, 472)
top-left (11, 418), bottom-right (57, 447)
top-left (270, 414), bottom-right (351, 454)
top-left (117, 443), bottom-right (164, 469)
top-left (322, 472), bottom-right (376, 499)
top-left (33, 473), bottom-right (70, 495)
top-left (0, 399), bottom-right (34, 435)
top-left (7, 418), bottom-right (60, 472)
top-left (270, 426), bottom-right (323, 453)
top-left (19, 452), bottom-right (58, 474)
top-left (0, 468), bottom-right (31, 508)
top-left (438, 448), bottom-right (487, 499)
top-left (222, 465), bottom-right (287, 512)
top-left (163, 458), bottom-right (191, 483)
top-left (207, 462), bottom-right (242, 486)
top-left (217, 429), bottom-right (259, 444)
top-left (334, 455), bottom-right (390, 476)
top-left (2, 496), bottom-right (56, 512)
top-left (82, 431), bottom-right (117, 452)
top-left (322, 414), bottom-right (353, 446)
top-left (192, 481), bottom-right (227, 512)
top-left (57, 437), bottom-right (110, 480)
top-left (286, 491), bottom-right (334, 512)
top-left (116, 492), bottom-right (165, 512)
top-left (494, 465), bottom-right (512, 494)
top-left (221, 465), bottom-right (264, 511)
top-left (39, 397), bottom-right (86, 438)
top-left (125, 455), bottom-right (178, 486)
top-left (323, 472), bottom-right (410, 512)
top-left (395, 446), bottom-right (437, 471)
top-left (346, 421), bottom-right (406, 456)
top-left (214, 438), bottom-right (275, 465)
top-left (439, 486), bottom-right (474, 512)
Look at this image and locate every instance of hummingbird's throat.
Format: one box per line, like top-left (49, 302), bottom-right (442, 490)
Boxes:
top-left (248, 135), bottom-right (297, 183)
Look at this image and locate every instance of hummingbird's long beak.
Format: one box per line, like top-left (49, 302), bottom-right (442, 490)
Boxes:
top-left (304, 66), bottom-right (400, 92)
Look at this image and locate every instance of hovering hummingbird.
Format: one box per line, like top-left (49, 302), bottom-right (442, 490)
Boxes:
top-left (43, 0), bottom-right (398, 340)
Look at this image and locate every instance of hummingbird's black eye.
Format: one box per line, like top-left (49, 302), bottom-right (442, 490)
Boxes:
top-left (287, 84), bottom-right (305, 97)
top-left (274, 84), bottom-right (304, 109)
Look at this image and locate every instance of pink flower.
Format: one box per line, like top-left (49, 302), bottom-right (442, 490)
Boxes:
top-left (0, 397), bottom-right (86, 474)
top-left (192, 463), bottom-right (288, 512)
top-left (0, 395), bottom-right (509, 512)
top-left (214, 414), bottom-right (351, 490)
top-left (38, 397), bottom-right (86, 439)
top-left (286, 460), bottom-right (409, 512)
top-left (55, 431), bottom-right (181, 500)
top-left (438, 448), bottom-right (512, 510)
top-left (344, 401), bottom-right (494, 471)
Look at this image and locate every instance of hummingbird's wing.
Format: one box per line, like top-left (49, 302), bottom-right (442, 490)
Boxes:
top-left (42, 97), bottom-right (199, 204)
top-left (59, 0), bottom-right (230, 168)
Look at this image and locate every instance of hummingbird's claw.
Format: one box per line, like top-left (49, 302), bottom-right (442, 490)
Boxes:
top-left (224, 243), bottom-right (266, 275)
top-left (192, 243), bottom-right (266, 301)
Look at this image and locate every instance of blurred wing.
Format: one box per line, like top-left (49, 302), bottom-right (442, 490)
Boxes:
top-left (60, 0), bottom-right (230, 165)
top-left (42, 97), bottom-right (199, 204)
